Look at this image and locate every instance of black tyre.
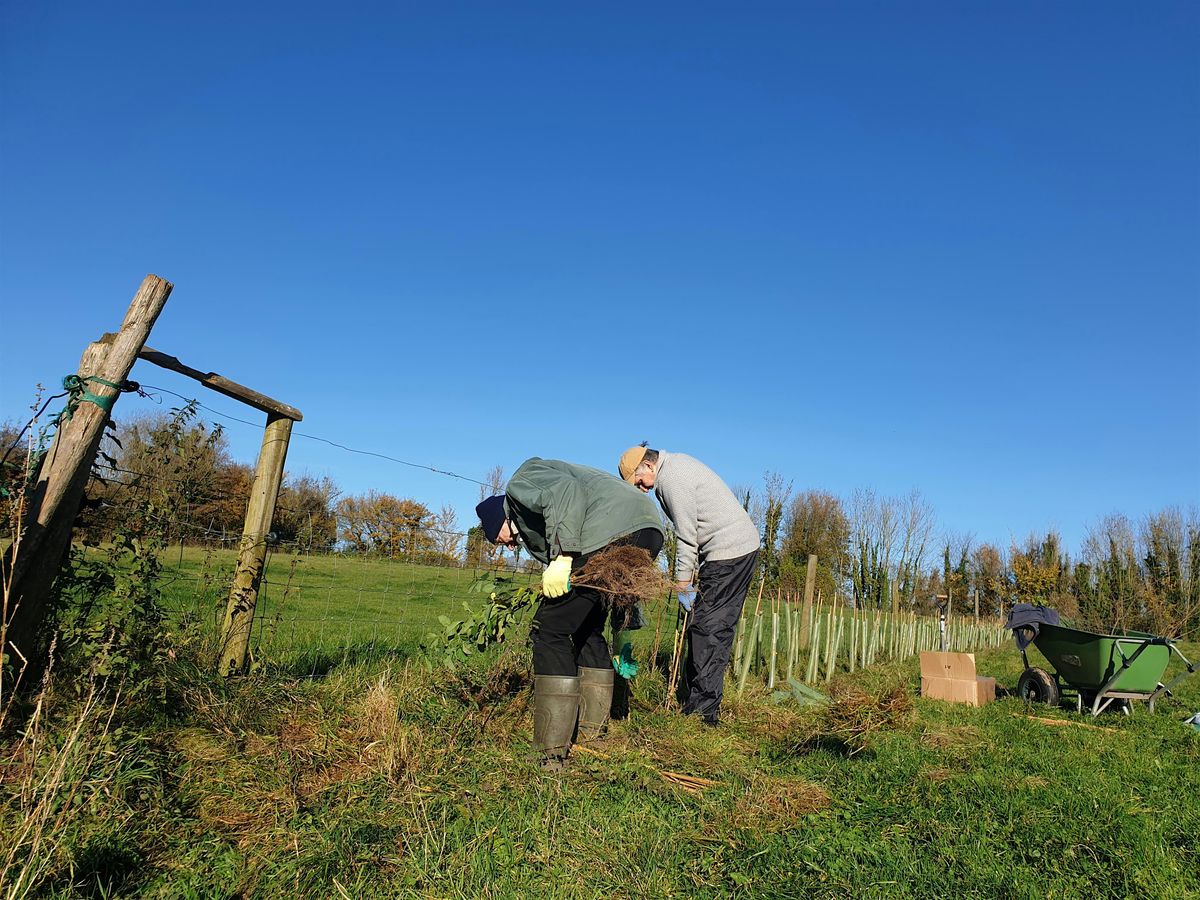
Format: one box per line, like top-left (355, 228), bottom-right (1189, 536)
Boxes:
top-left (1017, 667), bottom-right (1060, 706)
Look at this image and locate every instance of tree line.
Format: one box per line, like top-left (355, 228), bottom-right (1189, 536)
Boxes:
top-left (2, 412), bottom-right (463, 565)
top-left (747, 479), bottom-right (1197, 639)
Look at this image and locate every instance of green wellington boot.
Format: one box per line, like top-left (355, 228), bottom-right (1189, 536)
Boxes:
top-left (576, 666), bottom-right (615, 743)
top-left (533, 674), bottom-right (580, 771)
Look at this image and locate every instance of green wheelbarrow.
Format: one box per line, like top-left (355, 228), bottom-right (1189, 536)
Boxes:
top-left (1015, 623), bottom-right (1196, 717)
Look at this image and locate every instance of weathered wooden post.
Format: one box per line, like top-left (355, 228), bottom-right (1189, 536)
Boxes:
top-left (3, 275), bottom-right (172, 686)
top-left (800, 553), bottom-right (817, 648)
top-left (130, 347), bottom-right (302, 676)
top-left (217, 413), bottom-right (293, 676)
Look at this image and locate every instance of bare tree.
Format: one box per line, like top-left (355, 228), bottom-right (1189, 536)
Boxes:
top-left (894, 490), bottom-right (934, 607)
top-left (758, 472), bottom-right (793, 585)
top-left (431, 503), bottom-right (462, 562)
top-left (471, 464), bottom-right (507, 567)
top-left (849, 488), bottom-right (934, 609)
top-left (849, 489), bottom-right (898, 607)
top-left (478, 465), bottom-right (506, 502)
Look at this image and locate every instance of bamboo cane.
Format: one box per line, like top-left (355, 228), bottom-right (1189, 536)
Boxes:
top-left (666, 608), bottom-right (689, 704)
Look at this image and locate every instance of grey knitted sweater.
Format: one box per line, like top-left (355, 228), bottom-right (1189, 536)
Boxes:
top-left (653, 450), bottom-right (761, 582)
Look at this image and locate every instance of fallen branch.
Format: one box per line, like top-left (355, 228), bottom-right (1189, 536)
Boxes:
top-left (1014, 714), bottom-right (1117, 733)
top-left (660, 771), bottom-right (718, 793)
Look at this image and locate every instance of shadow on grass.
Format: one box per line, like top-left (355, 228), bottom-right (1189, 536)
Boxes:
top-left (45, 838), bottom-right (144, 899)
top-left (269, 643), bottom-right (419, 678)
top-left (759, 732), bottom-right (877, 762)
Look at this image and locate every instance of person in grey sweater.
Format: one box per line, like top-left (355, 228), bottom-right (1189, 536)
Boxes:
top-left (618, 446), bottom-right (760, 726)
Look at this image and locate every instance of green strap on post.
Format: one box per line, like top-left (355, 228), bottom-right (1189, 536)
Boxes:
top-left (53, 374), bottom-right (124, 425)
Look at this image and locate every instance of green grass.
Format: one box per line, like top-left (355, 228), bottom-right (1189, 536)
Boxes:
top-left (7, 549), bottom-right (1200, 898)
top-left (157, 546), bottom-right (536, 669)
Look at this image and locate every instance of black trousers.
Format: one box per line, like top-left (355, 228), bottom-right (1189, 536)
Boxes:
top-left (531, 528), bottom-right (663, 677)
top-left (680, 549), bottom-right (759, 724)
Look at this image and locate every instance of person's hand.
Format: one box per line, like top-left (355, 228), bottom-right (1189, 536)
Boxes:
top-left (613, 641), bottom-right (640, 678)
top-left (678, 589), bottom-right (697, 613)
top-left (542, 555), bottom-right (572, 598)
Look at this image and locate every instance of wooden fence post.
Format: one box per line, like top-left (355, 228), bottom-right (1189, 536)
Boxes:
top-left (217, 413), bottom-right (293, 675)
top-left (800, 553), bottom-right (817, 648)
top-left (2, 275), bottom-right (172, 686)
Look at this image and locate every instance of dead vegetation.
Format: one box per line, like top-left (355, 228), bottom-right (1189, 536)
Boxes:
top-left (729, 774), bottom-right (830, 831)
top-left (784, 682), bottom-right (914, 757)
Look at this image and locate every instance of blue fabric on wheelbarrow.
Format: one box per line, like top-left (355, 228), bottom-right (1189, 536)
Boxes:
top-left (1004, 603), bottom-right (1060, 651)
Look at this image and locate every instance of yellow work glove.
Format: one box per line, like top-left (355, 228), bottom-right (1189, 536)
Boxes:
top-left (542, 555), bottom-right (572, 598)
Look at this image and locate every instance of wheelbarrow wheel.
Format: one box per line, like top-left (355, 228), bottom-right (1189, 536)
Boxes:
top-left (1018, 667), bottom-right (1060, 706)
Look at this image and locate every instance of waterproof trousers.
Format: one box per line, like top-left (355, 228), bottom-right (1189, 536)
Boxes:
top-left (531, 527), bottom-right (663, 676)
top-left (680, 549), bottom-right (759, 724)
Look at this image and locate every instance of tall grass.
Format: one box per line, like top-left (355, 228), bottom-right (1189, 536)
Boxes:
top-left (0, 663), bottom-right (123, 899)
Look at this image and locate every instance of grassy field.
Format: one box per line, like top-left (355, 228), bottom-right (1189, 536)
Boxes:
top-left (157, 547), bottom-right (537, 670)
top-left (6, 549), bottom-right (1200, 898)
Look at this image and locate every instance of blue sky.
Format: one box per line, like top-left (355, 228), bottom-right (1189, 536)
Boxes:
top-left (2, 1), bottom-right (1197, 553)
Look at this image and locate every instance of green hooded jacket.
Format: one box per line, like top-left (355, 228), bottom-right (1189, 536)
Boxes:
top-left (504, 458), bottom-right (663, 565)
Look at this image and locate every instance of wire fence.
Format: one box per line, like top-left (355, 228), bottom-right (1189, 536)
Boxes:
top-left (49, 387), bottom-right (537, 674)
top-left (21, 383), bottom-right (1138, 683)
top-left (59, 390), bottom-right (1021, 678)
top-left (153, 538), bottom-right (536, 676)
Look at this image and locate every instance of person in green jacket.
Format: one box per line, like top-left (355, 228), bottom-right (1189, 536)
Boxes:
top-left (475, 458), bottom-right (664, 769)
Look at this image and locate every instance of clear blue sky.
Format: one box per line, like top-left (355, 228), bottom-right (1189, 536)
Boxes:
top-left (2, 1), bottom-right (1197, 553)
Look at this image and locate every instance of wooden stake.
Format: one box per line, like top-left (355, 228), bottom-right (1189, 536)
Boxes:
top-left (3, 275), bottom-right (172, 682)
top-left (218, 412), bottom-right (294, 675)
top-left (801, 553), bottom-right (817, 648)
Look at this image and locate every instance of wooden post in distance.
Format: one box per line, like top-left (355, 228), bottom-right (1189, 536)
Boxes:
top-left (800, 553), bottom-right (817, 648)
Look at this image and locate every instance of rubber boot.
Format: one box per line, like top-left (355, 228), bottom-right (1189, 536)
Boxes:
top-left (576, 666), bottom-right (615, 743)
top-left (533, 675), bottom-right (580, 771)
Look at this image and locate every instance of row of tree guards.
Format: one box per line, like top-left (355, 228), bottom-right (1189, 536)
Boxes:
top-left (729, 583), bottom-right (1007, 694)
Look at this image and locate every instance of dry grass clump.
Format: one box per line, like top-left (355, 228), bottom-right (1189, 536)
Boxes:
top-left (572, 545), bottom-right (672, 608)
top-left (723, 691), bottom-right (813, 742)
top-left (638, 727), bottom-right (754, 780)
top-left (919, 725), bottom-right (982, 751)
top-left (355, 672), bottom-right (428, 784)
top-left (730, 774), bottom-right (830, 831)
top-left (816, 683), bottom-right (914, 757)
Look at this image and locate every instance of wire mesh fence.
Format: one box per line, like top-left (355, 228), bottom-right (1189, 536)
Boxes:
top-left (151, 539), bottom-right (538, 676)
top-left (51, 392), bottom-right (536, 675)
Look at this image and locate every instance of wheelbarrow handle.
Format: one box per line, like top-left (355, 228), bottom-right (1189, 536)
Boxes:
top-left (1167, 641), bottom-right (1194, 672)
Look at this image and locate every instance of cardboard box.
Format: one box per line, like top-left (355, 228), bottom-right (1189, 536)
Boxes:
top-left (920, 652), bottom-right (996, 707)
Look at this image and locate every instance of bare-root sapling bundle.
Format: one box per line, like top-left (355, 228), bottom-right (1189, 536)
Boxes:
top-left (571, 545), bottom-right (673, 609)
